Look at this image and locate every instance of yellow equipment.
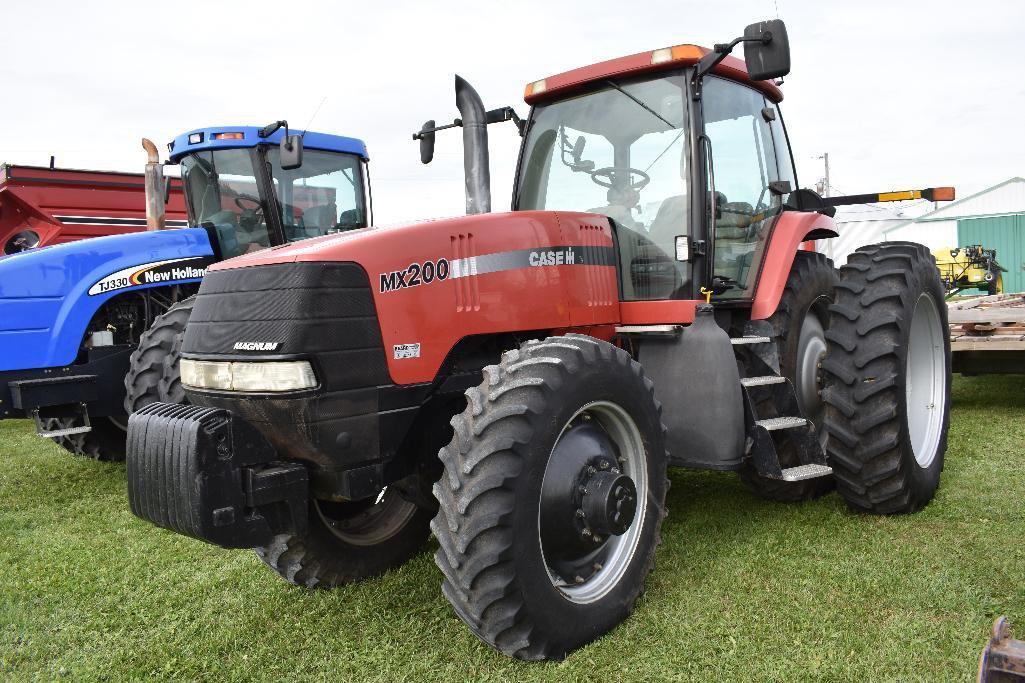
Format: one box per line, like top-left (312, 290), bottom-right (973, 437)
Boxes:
top-left (932, 245), bottom-right (1006, 296)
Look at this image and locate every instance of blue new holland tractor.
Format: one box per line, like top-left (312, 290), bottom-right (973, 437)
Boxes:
top-left (0, 122), bottom-right (372, 460)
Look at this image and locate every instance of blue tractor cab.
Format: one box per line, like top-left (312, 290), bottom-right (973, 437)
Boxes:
top-left (0, 123), bottom-right (371, 460)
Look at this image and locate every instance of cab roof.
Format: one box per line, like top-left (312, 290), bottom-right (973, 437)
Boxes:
top-left (523, 44), bottom-right (783, 106)
top-left (168, 126), bottom-right (368, 163)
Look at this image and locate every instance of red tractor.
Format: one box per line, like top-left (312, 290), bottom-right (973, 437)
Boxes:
top-left (127, 20), bottom-right (953, 660)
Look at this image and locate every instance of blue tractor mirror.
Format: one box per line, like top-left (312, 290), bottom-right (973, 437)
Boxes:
top-left (280, 135), bottom-right (303, 170)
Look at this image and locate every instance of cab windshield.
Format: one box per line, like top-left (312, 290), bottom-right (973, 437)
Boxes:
top-left (180, 147), bottom-right (368, 259)
top-left (266, 148), bottom-right (368, 242)
top-left (516, 71), bottom-right (690, 300)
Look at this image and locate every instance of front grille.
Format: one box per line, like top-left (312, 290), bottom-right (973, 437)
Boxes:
top-left (183, 262), bottom-right (389, 390)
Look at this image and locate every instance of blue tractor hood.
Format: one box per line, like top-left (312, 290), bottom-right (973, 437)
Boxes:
top-left (0, 228), bottom-right (214, 372)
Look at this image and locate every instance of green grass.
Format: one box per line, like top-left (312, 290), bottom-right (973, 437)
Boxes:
top-left (2, 376), bottom-right (1024, 681)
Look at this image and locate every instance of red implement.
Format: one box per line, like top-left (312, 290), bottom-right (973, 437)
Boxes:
top-left (0, 164), bottom-right (188, 254)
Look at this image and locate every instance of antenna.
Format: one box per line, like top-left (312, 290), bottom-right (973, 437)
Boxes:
top-left (302, 96), bottom-right (327, 139)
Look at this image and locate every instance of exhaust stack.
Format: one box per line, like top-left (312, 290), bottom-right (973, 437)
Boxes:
top-left (141, 138), bottom-right (166, 231)
top-left (454, 75), bottom-right (491, 215)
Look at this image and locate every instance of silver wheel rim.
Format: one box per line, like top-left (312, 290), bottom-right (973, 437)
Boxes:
top-left (906, 293), bottom-right (946, 468)
top-left (795, 302), bottom-right (829, 442)
top-left (539, 401), bottom-right (648, 604)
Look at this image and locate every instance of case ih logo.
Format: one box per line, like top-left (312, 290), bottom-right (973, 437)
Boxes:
top-left (233, 341), bottom-right (281, 351)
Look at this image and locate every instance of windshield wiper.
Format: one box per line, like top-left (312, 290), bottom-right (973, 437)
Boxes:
top-left (605, 80), bottom-right (676, 131)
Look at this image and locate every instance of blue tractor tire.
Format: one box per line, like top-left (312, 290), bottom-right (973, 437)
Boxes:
top-left (123, 297), bottom-right (195, 414)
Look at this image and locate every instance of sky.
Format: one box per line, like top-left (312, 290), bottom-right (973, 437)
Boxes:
top-left (2, 0), bottom-right (1023, 225)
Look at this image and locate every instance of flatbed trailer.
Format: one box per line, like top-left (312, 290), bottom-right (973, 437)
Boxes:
top-left (949, 294), bottom-right (1025, 374)
top-left (0, 164), bottom-right (187, 254)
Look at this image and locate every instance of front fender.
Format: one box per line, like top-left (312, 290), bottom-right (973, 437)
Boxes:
top-left (750, 212), bottom-right (838, 320)
top-left (0, 228), bottom-right (214, 371)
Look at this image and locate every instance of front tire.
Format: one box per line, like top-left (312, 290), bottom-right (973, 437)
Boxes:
top-left (432, 335), bottom-right (668, 660)
top-left (256, 490), bottom-right (432, 587)
top-left (822, 242), bottom-right (951, 514)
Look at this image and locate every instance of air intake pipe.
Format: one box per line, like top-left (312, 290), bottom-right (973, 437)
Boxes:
top-left (141, 138), bottom-right (166, 231)
top-left (454, 75), bottom-right (491, 214)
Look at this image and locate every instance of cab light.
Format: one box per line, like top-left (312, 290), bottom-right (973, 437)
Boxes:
top-left (525, 79), bottom-right (547, 98)
top-left (651, 48), bottom-right (673, 64)
top-left (188, 133), bottom-right (204, 145)
top-left (652, 44), bottom-right (704, 65)
top-left (213, 132), bottom-right (245, 140)
top-left (180, 359), bottom-right (317, 392)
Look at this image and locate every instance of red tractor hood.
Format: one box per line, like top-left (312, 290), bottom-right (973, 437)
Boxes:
top-left (208, 210), bottom-right (621, 385)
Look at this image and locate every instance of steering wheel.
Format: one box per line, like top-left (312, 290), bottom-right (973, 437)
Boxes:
top-left (589, 167), bottom-right (651, 192)
top-left (234, 195), bottom-right (262, 212)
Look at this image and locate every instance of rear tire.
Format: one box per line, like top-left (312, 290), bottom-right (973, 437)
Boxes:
top-left (43, 416), bottom-right (127, 461)
top-left (124, 297), bottom-right (194, 413)
top-left (432, 335), bottom-right (668, 660)
top-left (739, 251), bottom-right (837, 502)
top-left (822, 242), bottom-right (951, 514)
top-left (255, 490), bottom-right (432, 587)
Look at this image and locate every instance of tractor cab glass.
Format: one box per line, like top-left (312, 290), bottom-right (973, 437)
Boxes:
top-left (516, 71), bottom-right (691, 300)
top-left (266, 148), bottom-right (369, 242)
top-left (701, 76), bottom-right (796, 299)
top-left (180, 146), bottom-right (369, 259)
top-left (180, 148), bottom-right (271, 258)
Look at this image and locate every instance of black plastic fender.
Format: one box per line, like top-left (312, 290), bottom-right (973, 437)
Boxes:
top-left (637, 304), bottom-right (745, 469)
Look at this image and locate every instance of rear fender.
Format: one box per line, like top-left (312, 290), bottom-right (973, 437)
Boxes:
top-left (750, 212), bottom-right (838, 320)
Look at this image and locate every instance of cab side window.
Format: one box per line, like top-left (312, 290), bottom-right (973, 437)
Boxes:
top-left (701, 77), bottom-right (782, 297)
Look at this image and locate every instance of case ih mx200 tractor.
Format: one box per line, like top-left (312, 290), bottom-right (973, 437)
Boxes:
top-left (128, 21), bottom-right (953, 660)
top-left (0, 124), bottom-right (371, 460)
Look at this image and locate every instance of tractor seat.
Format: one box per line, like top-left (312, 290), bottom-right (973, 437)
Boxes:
top-left (714, 201), bottom-right (756, 282)
top-left (302, 204), bottom-right (338, 231)
top-left (715, 201), bottom-right (754, 239)
top-left (647, 194), bottom-right (687, 249)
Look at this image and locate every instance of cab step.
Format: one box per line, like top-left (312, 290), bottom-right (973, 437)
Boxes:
top-left (730, 336), bottom-right (771, 345)
top-left (780, 463), bottom-right (833, 481)
top-left (31, 404), bottom-right (91, 438)
top-left (740, 375), bottom-right (787, 387)
top-left (754, 416), bottom-right (807, 431)
top-left (37, 422), bottom-right (91, 438)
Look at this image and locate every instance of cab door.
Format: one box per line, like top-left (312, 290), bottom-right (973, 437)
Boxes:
top-left (700, 76), bottom-right (796, 301)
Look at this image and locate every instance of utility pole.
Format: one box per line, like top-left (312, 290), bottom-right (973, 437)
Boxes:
top-left (815, 152), bottom-right (831, 197)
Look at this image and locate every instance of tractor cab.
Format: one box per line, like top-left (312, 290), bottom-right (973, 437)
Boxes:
top-left (419, 20), bottom-right (796, 305)
top-left (513, 27), bottom-right (797, 305)
top-left (160, 123), bottom-right (372, 258)
top-left (515, 67), bottom-right (794, 302)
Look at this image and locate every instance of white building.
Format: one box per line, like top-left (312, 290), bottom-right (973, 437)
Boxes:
top-left (818, 179), bottom-right (1025, 274)
top-left (820, 204), bottom-right (910, 267)
top-left (883, 177), bottom-right (1025, 249)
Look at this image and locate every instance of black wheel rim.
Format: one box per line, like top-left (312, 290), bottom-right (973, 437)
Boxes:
top-left (538, 401), bottom-right (647, 604)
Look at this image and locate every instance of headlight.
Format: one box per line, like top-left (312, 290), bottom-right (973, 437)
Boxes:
top-left (180, 359), bottom-right (317, 392)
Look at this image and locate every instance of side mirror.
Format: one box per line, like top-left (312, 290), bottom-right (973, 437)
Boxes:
top-left (743, 19), bottom-right (790, 81)
top-left (280, 134), bottom-right (303, 170)
top-left (419, 120), bottom-right (436, 164)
